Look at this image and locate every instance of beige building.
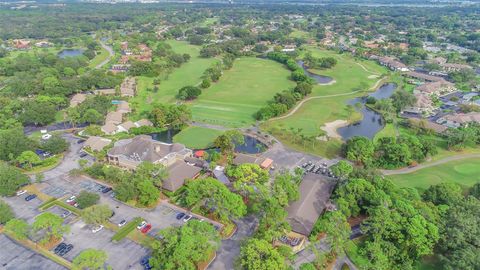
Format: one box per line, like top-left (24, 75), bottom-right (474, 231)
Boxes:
top-left (83, 136), bottom-right (112, 152)
top-left (107, 135), bottom-right (192, 170)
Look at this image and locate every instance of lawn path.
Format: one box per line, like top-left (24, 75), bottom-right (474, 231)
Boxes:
top-left (95, 39), bottom-right (114, 69)
top-left (382, 153), bottom-right (480, 175)
top-left (270, 78), bottom-right (385, 121)
top-left (355, 62), bottom-right (381, 75)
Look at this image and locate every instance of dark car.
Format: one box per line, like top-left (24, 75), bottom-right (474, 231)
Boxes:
top-left (58, 244), bottom-right (73, 256)
top-left (77, 139), bottom-right (85, 144)
top-left (54, 243), bottom-right (67, 254)
top-left (176, 212), bottom-right (185, 220)
top-left (140, 256), bottom-right (152, 270)
top-left (25, 194), bottom-right (37, 201)
top-left (79, 152), bottom-right (88, 158)
top-left (102, 187), bottom-right (112, 194)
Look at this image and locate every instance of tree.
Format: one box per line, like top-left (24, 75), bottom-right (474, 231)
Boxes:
top-left (330, 161), bottom-right (353, 180)
top-left (41, 135), bottom-right (68, 154)
top-left (5, 219), bottom-right (30, 240)
top-left (0, 162), bottom-right (30, 196)
top-left (72, 249), bottom-right (108, 270)
top-left (391, 90), bottom-right (416, 112)
top-left (32, 212), bottom-right (69, 243)
top-left (313, 211), bottom-right (351, 255)
top-left (0, 199), bottom-right (14, 224)
top-left (470, 182), bottom-right (480, 199)
top-left (150, 220), bottom-right (220, 270)
top-left (239, 238), bottom-right (286, 270)
top-left (272, 172), bottom-right (300, 207)
top-left (214, 130), bottom-right (244, 154)
top-left (226, 163), bottom-right (269, 199)
top-left (344, 136), bottom-right (374, 166)
top-left (177, 86), bottom-right (202, 100)
top-left (16, 151), bottom-right (41, 169)
top-left (135, 162), bottom-right (168, 188)
top-left (76, 191), bottom-right (100, 209)
top-left (137, 179), bottom-right (160, 206)
top-left (182, 177), bottom-right (246, 222)
top-left (0, 128), bottom-right (32, 161)
top-left (422, 183), bottom-right (463, 206)
top-left (82, 205), bottom-right (112, 225)
top-left (82, 109), bottom-right (103, 124)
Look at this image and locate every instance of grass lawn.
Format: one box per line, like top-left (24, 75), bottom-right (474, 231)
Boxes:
top-left (389, 158), bottom-right (480, 192)
top-left (88, 45), bottom-right (110, 68)
top-left (262, 47), bottom-right (389, 157)
top-left (131, 40), bottom-right (217, 117)
top-left (173, 126), bottom-right (223, 149)
top-left (373, 123), bottom-right (397, 142)
top-left (190, 57), bottom-right (296, 127)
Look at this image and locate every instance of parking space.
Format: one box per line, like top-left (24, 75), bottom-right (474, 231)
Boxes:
top-left (2, 194), bottom-right (42, 223)
top-left (42, 185), bottom-right (68, 198)
top-left (47, 205), bottom-right (77, 224)
top-left (0, 234), bottom-right (67, 270)
top-left (62, 220), bottom-right (148, 270)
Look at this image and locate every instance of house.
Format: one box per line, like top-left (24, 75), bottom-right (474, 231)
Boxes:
top-left (407, 118), bottom-right (448, 134)
top-left (232, 153), bottom-right (260, 166)
top-left (93, 89), bottom-right (116, 95)
top-left (282, 45), bottom-right (296, 52)
top-left (405, 72), bottom-right (445, 82)
top-left (260, 158), bottom-right (273, 170)
top-left (440, 63), bottom-right (472, 72)
top-left (117, 121), bottom-right (136, 133)
top-left (107, 135), bottom-right (192, 170)
top-left (117, 101), bottom-right (131, 114)
top-left (101, 122), bottom-right (118, 135)
top-left (134, 119), bottom-right (153, 128)
top-left (105, 111), bottom-right (123, 125)
top-left (377, 56), bottom-right (409, 72)
top-left (83, 136), bottom-right (112, 152)
top-left (163, 160), bottom-right (202, 192)
top-left (70, 93), bottom-right (87, 108)
top-left (35, 41), bottom-right (52, 48)
top-left (12, 39), bottom-right (30, 49)
top-left (414, 81), bottom-right (456, 96)
top-left (286, 173), bottom-right (335, 237)
top-left (437, 112), bottom-right (480, 128)
top-left (120, 77), bottom-right (136, 97)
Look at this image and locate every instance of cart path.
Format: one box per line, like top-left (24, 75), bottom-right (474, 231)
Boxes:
top-left (270, 78), bottom-right (385, 121)
top-left (382, 153), bottom-right (480, 175)
top-left (96, 39), bottom-right (114, 69)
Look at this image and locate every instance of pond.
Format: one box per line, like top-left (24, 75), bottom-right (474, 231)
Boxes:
top-left (337, 83), bottom-right (397, 140)
top-left (150, 129), bottom-right (180, 144)
top-left (58, 49), bottom-right (84, 58)
top-left (234, 135), bottom-right (267, 154)
top-left (297, 60), bottom-right (334, 84)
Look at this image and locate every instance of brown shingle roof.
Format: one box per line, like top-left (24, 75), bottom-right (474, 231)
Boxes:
top-left (163, 161), bottom-right (201, 192)
top-left (232, 153), bottom-right (259, 165)
top-left (286, 173), bottom-right (335, 236)
top-left (105, 111), bottom-right (123, 125)
top-left (84, 136), bottom-right (112, 152)
top-left (101, 122), bottom-right (118, 134)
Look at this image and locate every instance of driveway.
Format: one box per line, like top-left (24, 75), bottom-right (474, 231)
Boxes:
top-left (208, 216), bottom-right (258, 270)
top-left (61, 220), bottom-right (148, 270)
top-left (0, 234), bottom-right (66, 270)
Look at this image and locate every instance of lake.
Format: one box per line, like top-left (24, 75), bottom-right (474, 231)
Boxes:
top-left (297, 60), bottom-right (334, 84)
top-left (58, 49), bottom-right (84, 58)
top-left (337, 83), bottom-right (397, 140)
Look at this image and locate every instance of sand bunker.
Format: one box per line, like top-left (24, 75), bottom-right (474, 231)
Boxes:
top-left (321, 120), bottom-right (349, 139)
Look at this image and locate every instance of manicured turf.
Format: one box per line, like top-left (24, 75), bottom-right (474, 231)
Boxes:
top-left (173, 126), bottom-right (223, 149)
top-left (190, 57), bottom-right (296, 127)
top-left (262, 47), bottom-right (389, 157)
top-left (389, 158), bottom-right (480, 192)
top-left (131, 40), bottom-right (217, 116)
top-left (88, 45), bottom-right (110, 68)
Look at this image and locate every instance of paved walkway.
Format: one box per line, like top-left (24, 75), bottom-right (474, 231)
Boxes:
top-left (382, 153), bottom-right (480, 175)
top-left (96, 39), bottom-right (114, 69)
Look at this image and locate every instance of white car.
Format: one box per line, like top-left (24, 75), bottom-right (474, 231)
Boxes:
top-left (118, 220), bottom-right (127, 227)
top-left (92, 225), bottom-right (104, 233)
top-left (137, 221), bottom-right (147, 230)
top-left (66, 196), bottom-right (76, 203)
top-left (16, 190), bottom-right (27, 196)
top-left (183, 214), bottom-right (193, 222)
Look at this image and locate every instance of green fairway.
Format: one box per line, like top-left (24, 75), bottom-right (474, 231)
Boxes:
top-left (262, 47), bottom-right (388, 157)
top-left (191, 57), bottom-right (295, 127)
top-left (131, 40), bottom-right (217, 116)
top-left (173, 126), bottom-right (223, 149)
top-left (389, 158), bottom-right (480, 192)
top-left (88, 45), bottom-right (110, 68)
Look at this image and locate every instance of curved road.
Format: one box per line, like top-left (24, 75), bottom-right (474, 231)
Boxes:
top-left (382, 153), bottom-right (480, 175)
top-left (96, 39), bottom-right (114, 69)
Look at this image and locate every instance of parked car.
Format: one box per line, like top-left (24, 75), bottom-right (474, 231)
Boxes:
top-left (141, 224), bottom-right (152, 234)
top-left (140, 256), bottom-right (152, 270)
top-left (79, 152), bottom-right (88, 158)
top-left (16, 190), bottom-right (27, 196)
top-left (102, 187), bottom-right (112, 194)
top-left (25, 194), bottom-right (37, 201)
top-left (54, 243), bottom-right (67, 254)
top-left (137, 221), bottom-right (147, 230)
top-left (118, 220), bottom-right (127, 227)
top-left (92, 225), bottom-right (104, 233)
top-left (77, 139), bottom-right (85, 144)
top-left (176, 212), bottom-right (185, 220)
top-left (61, 211), bottom-right (71, 218)
top-left (58, 244), bottom-right (73, 256)
top-left (183, 214), bottom-right (193, 222)
top-left (66, 196), bottom-right (76, 203)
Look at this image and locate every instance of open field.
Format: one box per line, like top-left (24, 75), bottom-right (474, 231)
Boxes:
top-left (262, 47), bottom-right (389, 157)
top-left (173, 126), bottom-right (223, 149)
top-left (88, 44), bottom-right (110, 68)
top-left (389, 158), bottom-right (480, 191)
top-left (131, 40), bottom-right (217, 117)
top-left (191, 57), bottom-right (296, 127)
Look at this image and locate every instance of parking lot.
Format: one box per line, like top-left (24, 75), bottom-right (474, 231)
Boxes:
top-left (61, 220), bottom-right (148, 270)
top-left (0, 234), bottom-right (66, 270)
top-left (2, 193), bottom-right (42, 223)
